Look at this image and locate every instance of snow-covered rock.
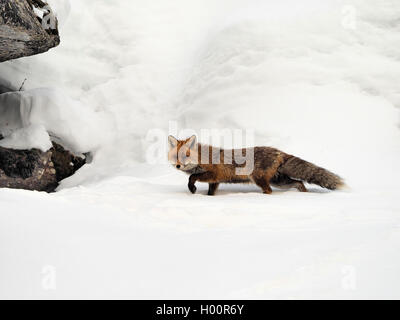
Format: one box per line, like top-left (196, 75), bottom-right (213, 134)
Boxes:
top-left (0, 88), bottom-right (114, 154)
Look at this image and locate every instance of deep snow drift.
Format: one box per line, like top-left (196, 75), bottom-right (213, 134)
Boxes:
top-left (0, 0), bottom-right (400, 299)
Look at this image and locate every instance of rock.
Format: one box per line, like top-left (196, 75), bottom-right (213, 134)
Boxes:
top-left (0, 146), bottom-right (57, 191)
top-left (0, 142), bottom-right (85, 192)
top-left (0, 0), bottom-right (60, 62)
top-left (51, 142), bottom-right (86, 182)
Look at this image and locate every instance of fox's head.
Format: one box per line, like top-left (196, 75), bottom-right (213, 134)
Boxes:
top-left (168, 135), bottom-right (199, 171)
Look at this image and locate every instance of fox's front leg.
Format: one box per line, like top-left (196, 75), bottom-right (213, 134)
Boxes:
top-left (208, 183), bottom-right (220, 196)
top-left (188, 172), bottom-right (216, 194)
top-left (188, 175), bottom-right (197, 194)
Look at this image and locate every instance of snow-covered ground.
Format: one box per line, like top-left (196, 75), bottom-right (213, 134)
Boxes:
top-left (1, 0), bottom-right (400, 299)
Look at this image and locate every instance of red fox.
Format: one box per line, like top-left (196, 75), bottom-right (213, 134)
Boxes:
top-left (168, 135), bottom-right (344, 195)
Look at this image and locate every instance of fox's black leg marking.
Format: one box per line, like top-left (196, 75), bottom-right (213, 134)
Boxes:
top-left (208, 183), bottom-right (220, 196)
top-left (188, 180), bottom-right (197, 194)
top-left (188, 172), bottom-right (216, 194)
top-left (188, 174), bottom-right (199, 194)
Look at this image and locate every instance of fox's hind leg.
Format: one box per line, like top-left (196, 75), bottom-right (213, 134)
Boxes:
top-left (294, 181), bottom-right (307, 192)
top-left (253, 177), bottom-right (272, 194)
top-left (272, 179), bottom-right (307, 192)
top-left (271, 173), bottom-right (307, 192)
top-left (251, 174), bottom-right (273, 194)
top-left (208, 183), bottom-right (220, 196)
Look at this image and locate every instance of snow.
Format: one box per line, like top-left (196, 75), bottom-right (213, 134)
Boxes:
top-left (32, 7), bottom-right (45, 20)
top-left (0, 124), bottom-right (52, 152)
top-left (0, 0), bottom-right (400, 299)
top-left (0, 89), bottom-right (113, 153)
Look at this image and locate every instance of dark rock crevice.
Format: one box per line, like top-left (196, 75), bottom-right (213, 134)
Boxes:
top-left (51, 142), bottom-right (86, 182)
top-left (0, 147), bottom-right (40, 179)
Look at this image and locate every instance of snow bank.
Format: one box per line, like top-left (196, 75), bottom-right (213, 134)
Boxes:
top-left (0, 0), bottom-right (399, 169)
top-left (0, 124), bottom-right (52, 152)
top-left (0, 88), bottom-right (114, 153)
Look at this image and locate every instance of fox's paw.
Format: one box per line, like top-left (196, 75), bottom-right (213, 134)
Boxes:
top-left (188, 183), bottom-right (197, 194)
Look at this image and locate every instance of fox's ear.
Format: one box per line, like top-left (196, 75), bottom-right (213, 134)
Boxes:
top-left (187, 135), bottom-right (197, 149)
top-left (168, 135), bottom-right (178, 148)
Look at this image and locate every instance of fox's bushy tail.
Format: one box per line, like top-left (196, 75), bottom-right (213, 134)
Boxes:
top-left (279, 156), bottom-right (344, 190)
